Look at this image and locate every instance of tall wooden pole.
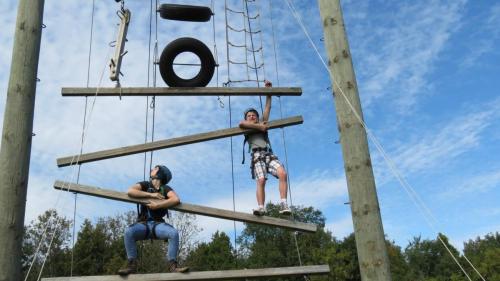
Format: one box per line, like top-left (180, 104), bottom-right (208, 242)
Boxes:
top-left (0, 0), bottom-right (44, 280)
top-left (318, 1), bottom-right (391, 280)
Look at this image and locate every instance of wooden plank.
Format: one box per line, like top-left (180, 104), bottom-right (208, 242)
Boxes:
top-left (54, 180), bottom-right (318, 233)
top-left (42, 264), bottom-right (330, 281)
top-left (61, 87), bottom-right (302, 97)
top-left (57, 116), bottom-right (303, 167)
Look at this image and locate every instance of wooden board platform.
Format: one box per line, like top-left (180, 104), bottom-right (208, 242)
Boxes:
top-left (42, 264), bottom-right (329, 280)
top-left (54, 180), bottom-right (318, 233)
top-left (61, 87), bottom-right (302, 97)
top-left (57, 116), bottom-right (303, 167)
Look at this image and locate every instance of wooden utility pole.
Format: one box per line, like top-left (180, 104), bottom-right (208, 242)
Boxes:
top-left (0, 0), bottom-right (44, 280)
top-left (318, 1), bottom-right (392, 280)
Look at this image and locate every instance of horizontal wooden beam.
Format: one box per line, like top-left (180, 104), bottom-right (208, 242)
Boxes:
top-left (57, 116), bottom-right (303, 167)
top-left (54, 180), bottom-right (318, 233)
top-left (42, 264), bottom-right (330, 281)
top-left (61, 87), bottom-right (302, 97)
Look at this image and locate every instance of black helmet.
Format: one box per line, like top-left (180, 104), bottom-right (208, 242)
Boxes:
top-left (153, 165), bottom-right (172, 185)
top-left (244, 108), bottom-right (259, 120)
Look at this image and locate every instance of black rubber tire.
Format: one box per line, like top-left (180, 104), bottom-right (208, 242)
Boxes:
top-left (159, 37), bottom-right (215, 87)
top-left (159, 4), bottom-right (213, 22)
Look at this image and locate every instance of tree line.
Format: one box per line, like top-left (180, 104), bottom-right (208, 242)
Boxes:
top-left (22, 205), bottom-right (499, 281)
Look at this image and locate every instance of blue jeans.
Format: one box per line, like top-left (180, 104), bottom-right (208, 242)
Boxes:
top-left (124, 221), bottom-right (179, 261)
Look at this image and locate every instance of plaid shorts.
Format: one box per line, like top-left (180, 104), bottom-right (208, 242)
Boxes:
top-left (251, 150), bottom-right (283, 180)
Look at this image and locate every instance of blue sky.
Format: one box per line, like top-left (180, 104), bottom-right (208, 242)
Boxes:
top-left (1, 0), bottom-right (499, 259)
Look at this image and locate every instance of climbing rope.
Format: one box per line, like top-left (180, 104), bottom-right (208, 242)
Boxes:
top-left (284, 1), bottom-right (483, 280)
top-left (222, 0), bottom-right (240, 265)
top-left (70, 0), bottom-right (96, 276)
top-left (267, 2), bottom-right (308, 279)
top-left (243, 0), bottom-right (264, 113)
top-left (210, 0), bottom-right (224, 108)
top-left (143, 0), bottom-right (154, 181)
top-left (24, 2), bottom-right (122, 277)
top-left (227, 95), bottom-right (240, 266)
top-left (148, 0), bottom-right (160, 172)
top-left (31, 47), bottom-right (114, 281)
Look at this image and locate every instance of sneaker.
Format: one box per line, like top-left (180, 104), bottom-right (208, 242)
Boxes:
top-left (252, 207), bottom-right (266, 216)
top-left (168, 260), bottom-right (189, 273)
top-left (279, 202), bottom-right (291, 215)
top-left (118, 258), bottom-right (137, 275)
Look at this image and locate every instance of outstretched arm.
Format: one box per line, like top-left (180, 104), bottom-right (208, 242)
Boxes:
top-left (262, 80), bottom-right (272, 122)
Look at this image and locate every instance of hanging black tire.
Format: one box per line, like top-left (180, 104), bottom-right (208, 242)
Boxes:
top-left (159, 37), bottom-right (215, 87)
top-left (158, 4), bottom-right (213, 22)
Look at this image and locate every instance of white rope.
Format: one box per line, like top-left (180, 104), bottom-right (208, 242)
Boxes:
top-left (284, 1), bottom-right (484, 280)
top-left (24, 44), bottom-right (113, 281)
top-left (269, 4), bottom-right (308, 280)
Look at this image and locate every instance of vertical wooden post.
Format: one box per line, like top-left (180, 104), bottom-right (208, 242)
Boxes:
top-left (318, 1), bottom-right (392, 280)
top-left (0, 0), bottom-right (44, 280)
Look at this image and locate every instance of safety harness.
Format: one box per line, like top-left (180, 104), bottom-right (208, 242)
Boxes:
top-left (242, 132), bottom-right (275, 179)
top-left (136, 183), bottom-right (170, 240)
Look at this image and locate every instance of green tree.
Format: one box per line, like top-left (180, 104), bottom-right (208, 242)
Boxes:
top-left (324, 233), bottom-right (360, 281)
top-left (237, 203), bottom-right (334, 281)
top-left (386, 239), bottom-right (410, 281)
top-left (72, 219), bottom-right (108, 275)
top-left (22, 209), bottom-right (72, 280)
top-left (185, 231), bottom-right (236, 271)
top-left (405, 233), bottom-right (467, 281)
top-left (72, 212), bottom-right (131, 275)
top-left (463, 232), bottom-right (500, 281)
top-left (136, 211), bottom-right (202, 273)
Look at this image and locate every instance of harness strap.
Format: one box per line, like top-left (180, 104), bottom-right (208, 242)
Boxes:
top-left (151, 222), bottom-right (162, 240)
top-left (249, 150), bottom-right (277, 179)
top-left (242, 135), bottom-right (249, 164)
top-left (138, 221), bottom-right (150, 239)
top-left (242, 131), bottom-right (272, 164)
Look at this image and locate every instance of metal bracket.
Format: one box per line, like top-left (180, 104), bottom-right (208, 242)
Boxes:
top-left (109, 9), bottom-right (131, 82)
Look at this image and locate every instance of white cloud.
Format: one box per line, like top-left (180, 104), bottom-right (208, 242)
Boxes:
top-left (326, 216), bottom-right (353, 239)
top-left (374, 98), bottom-right (500, 182)
top-left (1, 0), bottom-right (500, 255)
top-left (440, 169), bottom-right (500, 199)
top-left (460, 3), bottom-right (500, 68)
top-left (349, 1), bottom-right (467, 112)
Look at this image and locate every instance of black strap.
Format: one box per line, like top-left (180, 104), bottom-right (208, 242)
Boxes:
top-left (138, 221), bottom-right (150, 239)
top-left (151, 222), bottom-right (160, 239)
top-left (243, 132), bottom-right (272, 164)
top-left (242, 134), bottom-right (248, 164)
top-left (263, 131), bottom-right (272, 151)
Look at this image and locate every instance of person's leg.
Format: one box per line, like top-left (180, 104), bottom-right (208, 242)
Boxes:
top-left (269, 159), bottom-right (291, 215)
top-left (153, 222), bottom-right (188, 273)
top-left (119, 223), bottom-right (147, 275)
top-left (124, 223), bottom-right (147, 259)
top-left (256, 177), bottom-right (266, 206)
top-left (152, 222), bottom-right (179, 261)
top-left (276, 166), bottom-right (288, 199)
top-left (252, 158), bottom-right (267, 215)
top-left (268, 159), bottom-right (287, 199)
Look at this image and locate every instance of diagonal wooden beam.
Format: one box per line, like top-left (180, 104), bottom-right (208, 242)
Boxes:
top-left (61, 87), bottom-right (302, 97)
top-left (42, 264), bottom-right (330, 281)
top-left (54, 180), bottom-right (318, 233)
top-left (57, 116), bottom-right (303, 167)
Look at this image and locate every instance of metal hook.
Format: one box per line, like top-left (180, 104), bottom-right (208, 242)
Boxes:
top-left (150, 97), bottom-right (156, 109)
top-left (217, 96), bottom-right (225, 109)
